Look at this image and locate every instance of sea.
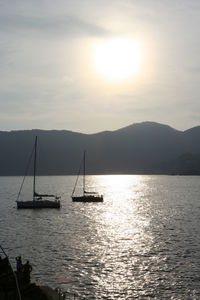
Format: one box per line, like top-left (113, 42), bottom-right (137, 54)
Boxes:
top-left (0, 175), bottom-right (200, 299)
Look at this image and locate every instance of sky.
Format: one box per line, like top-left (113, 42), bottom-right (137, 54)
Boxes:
top-left (0, 0), bottom-right (200, 133)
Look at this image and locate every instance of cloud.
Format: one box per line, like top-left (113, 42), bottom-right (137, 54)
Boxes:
top-left (0, 0), bottom-right (200, 132)
top-left (0, 14), bottom-right (108, 38)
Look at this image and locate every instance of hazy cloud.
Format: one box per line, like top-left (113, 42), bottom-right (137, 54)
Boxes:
top-left (0, 14), bottom-right (108, 38)
top-left (0, 0), bottom-right (200, 132)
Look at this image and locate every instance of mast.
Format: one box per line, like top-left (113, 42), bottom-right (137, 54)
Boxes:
top-left (33, 136), bottom-right (37, 200)
top-left (83, 150), bottom-right (86, 194)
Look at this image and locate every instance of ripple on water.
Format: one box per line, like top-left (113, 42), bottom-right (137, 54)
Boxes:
top-left (1, 175), bottom-right (200, 299)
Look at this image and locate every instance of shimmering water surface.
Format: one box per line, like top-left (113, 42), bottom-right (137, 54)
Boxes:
top-left (1, 175), bottom-right (200, 299)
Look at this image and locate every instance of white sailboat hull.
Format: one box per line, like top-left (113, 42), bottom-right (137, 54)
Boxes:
top-left (16, 136), bottom-right (61, 209)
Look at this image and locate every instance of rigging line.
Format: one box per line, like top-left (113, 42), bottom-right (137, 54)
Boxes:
top-left (37, 138), bottom-right (45, 174)
top-left (37, 138), bottom-right (60, 196)
top-left (38, 138), bottom-right (55, 175)
top-left (16, 143), bottom-right (35, 202)
top-left (71, 156), bottom-right (83, 197)
top-left (0, 245), bottom-right (22, 300)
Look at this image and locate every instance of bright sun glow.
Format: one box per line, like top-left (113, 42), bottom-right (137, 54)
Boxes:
top-left (94, 38), bottom-right (141, 81)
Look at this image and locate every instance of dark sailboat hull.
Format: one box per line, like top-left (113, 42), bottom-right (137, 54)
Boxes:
top-left (16, 200), bottom-right (60, 209)
top-left (72, 151), bottom-right (104, 203)
top-left (72, 195), bottom-right (103, 202)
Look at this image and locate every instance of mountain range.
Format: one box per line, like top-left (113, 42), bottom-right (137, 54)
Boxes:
top-left (0, 121), bottom-right (200, 175)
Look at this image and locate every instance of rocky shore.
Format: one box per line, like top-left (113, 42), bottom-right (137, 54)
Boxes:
top-left (0, 256), bottom-right (65, 300)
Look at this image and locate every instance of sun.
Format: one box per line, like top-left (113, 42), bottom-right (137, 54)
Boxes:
top-left (94, 38), bottom-right (141, 81)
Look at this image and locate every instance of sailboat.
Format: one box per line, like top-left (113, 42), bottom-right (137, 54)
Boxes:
top-left (71, 151), bottom-right (103, 202)
top-left (16, 136), bottom-right (61, 209)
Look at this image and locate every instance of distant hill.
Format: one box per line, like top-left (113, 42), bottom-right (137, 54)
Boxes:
top-left (0, 121), bottom-right (200, 175)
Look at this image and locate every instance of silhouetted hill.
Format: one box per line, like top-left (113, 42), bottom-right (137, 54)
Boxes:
top-left (169, 153), bottom-right (200, 175)
top-left (0, 122), bottom-right (200, 175)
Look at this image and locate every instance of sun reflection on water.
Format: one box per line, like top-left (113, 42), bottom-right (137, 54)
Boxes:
top-left (1, 175), bottom-right (200, 298)
top-left (87, 175), bottom-right (154, 297)
top-left (1, 175), bottom-right (199, 298)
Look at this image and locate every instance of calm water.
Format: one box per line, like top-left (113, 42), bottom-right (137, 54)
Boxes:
top-left (1, 175), bottom-right (200, 299)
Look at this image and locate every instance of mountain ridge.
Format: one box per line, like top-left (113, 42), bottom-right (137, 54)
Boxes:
top-left (0, 121), bottom-right (194, 135)
top-left (0, 121), bottom-right (200, 175)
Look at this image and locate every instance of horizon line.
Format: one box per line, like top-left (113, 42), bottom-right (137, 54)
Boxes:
top-left (0, 121), bottom-right (199, 135)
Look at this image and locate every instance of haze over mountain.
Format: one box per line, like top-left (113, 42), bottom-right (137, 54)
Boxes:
top-left (0, 121), bottom-right (200, 175)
